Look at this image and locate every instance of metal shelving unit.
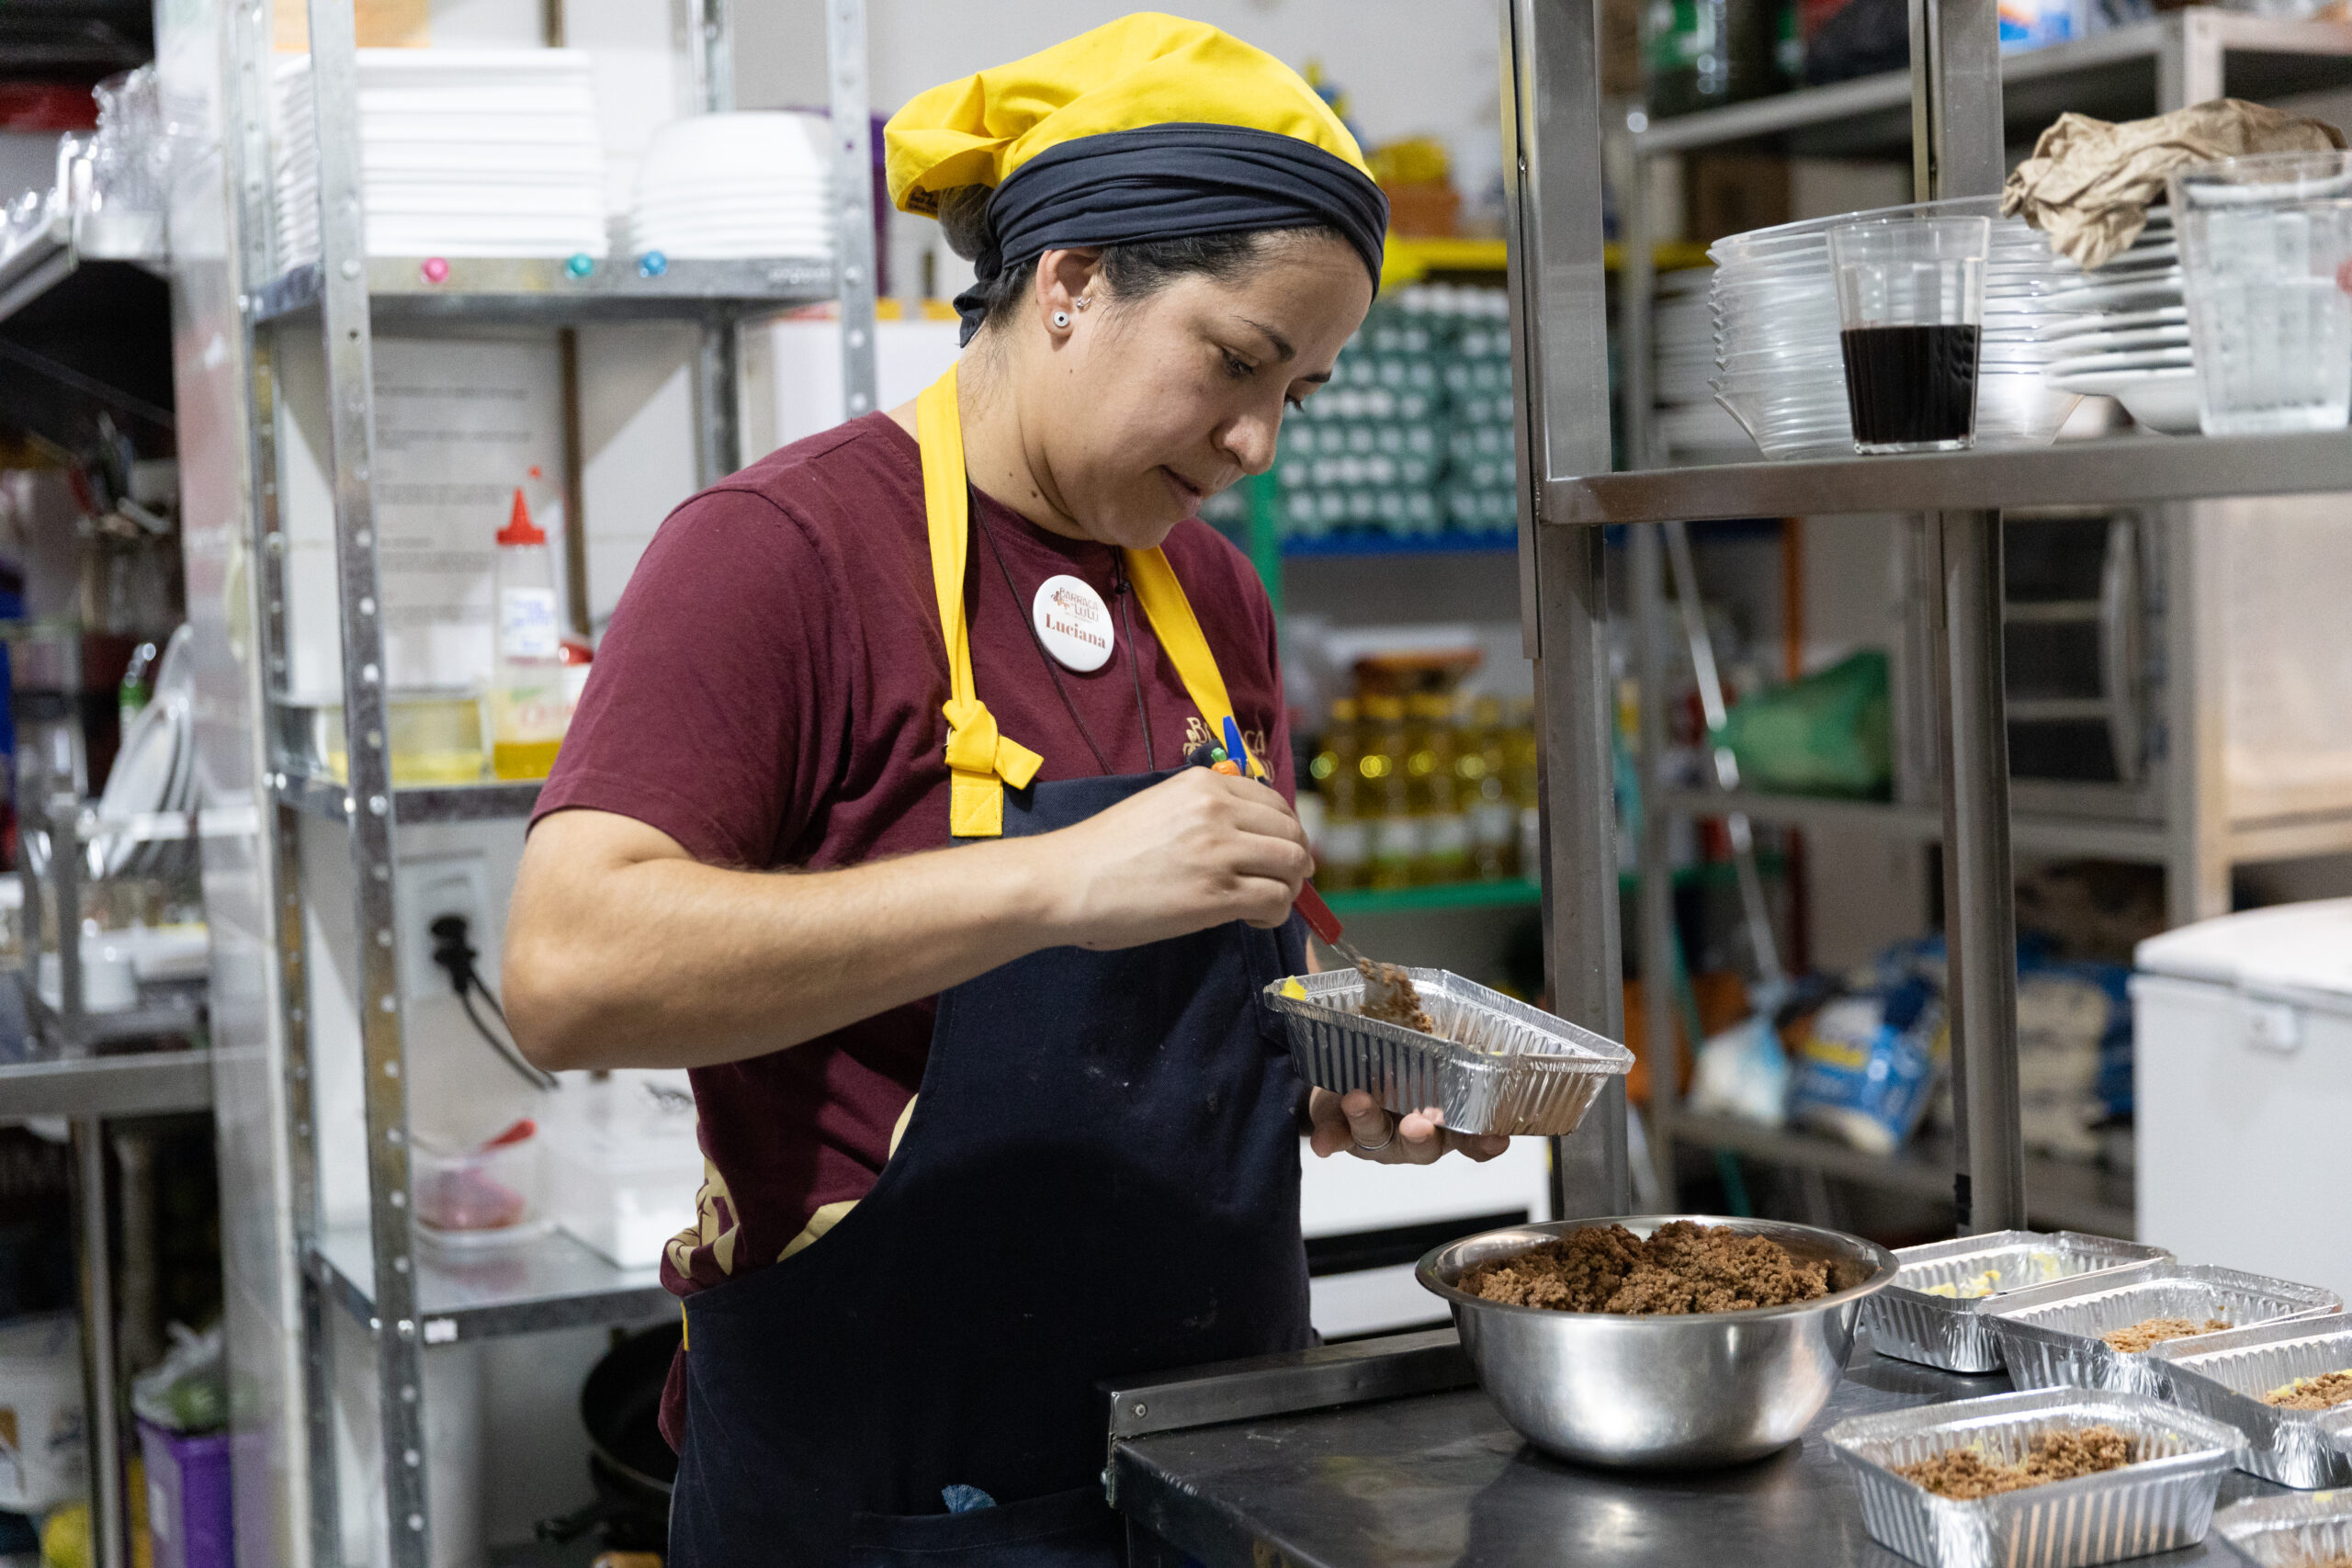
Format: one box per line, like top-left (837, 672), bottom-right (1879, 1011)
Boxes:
top-left (0, 1048), bottom-right (212, 1119)
top-left (1604, 12), bottom-right (2352, 1235)
top-left (1662, 1108), bottom-right (2135, 1235)
top-left (151, 0), bottom-right (880, 1564)
top-left (277, 773), bottom-right (541, 827)
top-left (249, 254), bottom-right (834, 323)
top-left (0, 213), bottom-right (165, 324)
top-left (1277, 532), bottom-right (1519, 558)
top-left (305, 1223), bottom-right (666, 1347)
top-left (1559, 425), bottom-right (2352, 521)
top-left (1632, 11), bottom-right (2352, 157)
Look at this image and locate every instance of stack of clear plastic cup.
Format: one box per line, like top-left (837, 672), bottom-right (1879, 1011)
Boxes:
top-left (2169, 151), bottom-right (2352, 436)
top-left (1711, 197), bottom-right (2087, 460)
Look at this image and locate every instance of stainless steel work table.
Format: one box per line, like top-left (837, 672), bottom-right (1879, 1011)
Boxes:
top-left (1108, 1330), bottom-right (2287, 1568)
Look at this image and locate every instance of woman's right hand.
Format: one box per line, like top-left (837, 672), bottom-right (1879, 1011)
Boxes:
top-left (1032, 767), bottom-right (1313, 950)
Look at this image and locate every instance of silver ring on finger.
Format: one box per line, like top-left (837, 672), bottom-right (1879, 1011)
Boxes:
top-left (1353, 1124), bottom-right (1396, 1153)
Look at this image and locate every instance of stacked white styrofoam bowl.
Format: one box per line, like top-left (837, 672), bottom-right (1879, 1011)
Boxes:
top-left (2042, 209), bottom-right (2194, 434)
top-left (1710, 197), bottom-right (2088, 460)
top-left (628, 111), bottom-right (833, 260)
top-left (1653, 265), bottom-right (1754, 462)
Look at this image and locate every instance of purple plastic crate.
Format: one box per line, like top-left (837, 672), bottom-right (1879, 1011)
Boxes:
top-left (137, 1419), bottom-right (232, 1568)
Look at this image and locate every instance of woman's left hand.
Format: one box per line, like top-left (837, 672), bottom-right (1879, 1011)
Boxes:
top-left (1306, 1089), bottom-right (1510, 1165)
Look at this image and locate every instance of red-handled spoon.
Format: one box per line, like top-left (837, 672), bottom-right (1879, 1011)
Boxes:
top-left (1293, 880), bottom-right (1424, 1021)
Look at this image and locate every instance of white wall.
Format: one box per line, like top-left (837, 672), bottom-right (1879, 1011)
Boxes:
top-left (741, 0), bottom-right (1505, 159)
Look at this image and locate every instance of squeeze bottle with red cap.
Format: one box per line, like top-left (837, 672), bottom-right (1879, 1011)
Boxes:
top-left (491, 487), bottom-right (567, 780)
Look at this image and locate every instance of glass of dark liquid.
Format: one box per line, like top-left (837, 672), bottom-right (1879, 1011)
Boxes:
top-left (1827, 215), bottom-right (1990, 454)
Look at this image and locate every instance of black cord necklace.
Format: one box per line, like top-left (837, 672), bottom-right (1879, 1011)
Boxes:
top-left (969, 488), bottom-right (1156, 777)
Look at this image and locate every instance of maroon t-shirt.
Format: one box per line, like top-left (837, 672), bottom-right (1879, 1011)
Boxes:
top-left (532, 412), bottom-right (1292, 1307)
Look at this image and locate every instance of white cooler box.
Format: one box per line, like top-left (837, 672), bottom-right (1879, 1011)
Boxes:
top-left (2134, 898), bottom-right (2352, 1305)
top-left (1299, 1134), bottom-right (1554, 1339)
top-left (544, 1069), bottom-right (705, 1269)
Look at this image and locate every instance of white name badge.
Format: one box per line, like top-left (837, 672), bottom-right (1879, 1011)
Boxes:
top-left (1032, 574), bottom-right (1114, 672)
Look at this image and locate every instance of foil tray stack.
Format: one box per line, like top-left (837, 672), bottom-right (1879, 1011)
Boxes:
top-left (1827, 1387), bottom-right (2245, 1568)
top-left (1868, 1231), bottom-right (2174, 1373)
top-left (1263, 968), bottom-right (1632, 1138)
top-left (2150, 1315), bottom-right (2352, 1487)
top-left (2215, 1492), bottom-right (2352, 1564)
top-left (1986, 1263), bottom-right (2343, 1396)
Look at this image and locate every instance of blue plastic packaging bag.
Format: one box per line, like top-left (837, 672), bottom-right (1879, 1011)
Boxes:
top-left (1786, 976), bottom-right (1945, 1155)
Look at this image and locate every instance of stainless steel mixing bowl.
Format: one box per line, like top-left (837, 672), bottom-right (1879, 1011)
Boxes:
top-left (1418, 1213), bottom-right (1900, 1470)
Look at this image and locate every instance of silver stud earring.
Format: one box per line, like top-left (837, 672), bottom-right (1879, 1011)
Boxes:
top-left (1073, 296), bottom-right (1091, 310)
top-left (1051, 310), bottom-right (1071, 329)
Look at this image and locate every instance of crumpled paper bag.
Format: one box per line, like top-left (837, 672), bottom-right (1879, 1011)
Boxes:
top-left (2002, 98), bottom-right (2346, 269)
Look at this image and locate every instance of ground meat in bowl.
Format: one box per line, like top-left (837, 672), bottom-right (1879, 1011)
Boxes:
top-left (1895, 1425), bottom-right (2135, 1500)
top-left (1455, 1221), bottom-right (1836, 1315)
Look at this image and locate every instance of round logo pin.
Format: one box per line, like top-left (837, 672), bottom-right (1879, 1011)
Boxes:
top-left (1032, 574), bottom-right (1114, 672)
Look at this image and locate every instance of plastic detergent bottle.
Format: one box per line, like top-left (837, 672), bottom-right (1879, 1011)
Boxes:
top-left (491, 489), bottom-right (567, 780)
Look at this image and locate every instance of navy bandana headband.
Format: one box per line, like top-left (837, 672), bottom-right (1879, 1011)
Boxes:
top-left (952, 122), bottom-right (1390, 344)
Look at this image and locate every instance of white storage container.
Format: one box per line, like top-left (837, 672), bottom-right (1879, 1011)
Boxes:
top-left (0, 1313), bottom-right (85, 1512)
top-left (1298, 1133), bottom-right (1554, 1339)
top-left (2133, 898), bottom-right (2352, 1306)
top-left (543, 1069), bottom-right (703, 1269)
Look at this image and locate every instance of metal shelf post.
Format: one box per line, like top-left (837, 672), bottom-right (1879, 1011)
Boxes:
top-left (1501, 0), bottom-right (1632, 1219)
top-left (829, 0), bottom-right (880, 423)
top-left (1914, 0), bottom-right (2028, 1235)
top-left (297, 1), bottom-right (432, 1558)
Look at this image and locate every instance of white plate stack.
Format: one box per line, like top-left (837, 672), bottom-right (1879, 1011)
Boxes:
top-left (272, 50), bottom-right (609, 268)
top-left (628, 112), bottom-right (833, 261)
top-left (1652, 265), bottom-right (1753, 461)
top-left (2042, 210), bottom-right (2194, 434)
top-left (1709, 197), bottom-right (2090, 460)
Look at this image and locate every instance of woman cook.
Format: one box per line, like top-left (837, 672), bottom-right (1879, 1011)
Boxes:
top-left (506, 16), bottom-right (1508, 1566)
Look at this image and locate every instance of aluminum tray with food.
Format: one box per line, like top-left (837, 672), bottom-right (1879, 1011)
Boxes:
top-left (1417, 1214), bottom-right (1897, 1468)
top-left (2148, 1314), bottom-right (2352, 1488)
top-left (1827, 1387), bottom-right (2245, 1568)
top-left (2213, 1490), bottom-right (2352, 1566)
top-left (1264, 967), bottom-right (1633, 1137)
top-left (1985, 1262), bottom-right (2343, 1397)
top-left (1866, 1230), bottom-right (2174, 1373)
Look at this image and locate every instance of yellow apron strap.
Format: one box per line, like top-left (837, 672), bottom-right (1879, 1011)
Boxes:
top-left (914, 365), bottom-right (1261, 829)
top-left (917, 366), bottom-right (1044, 838)
top-left (1122, 546), bottom-right (1265, 779)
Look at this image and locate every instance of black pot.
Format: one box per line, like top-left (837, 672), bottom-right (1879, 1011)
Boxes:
top-left (538, 1319), bottom-right (679, 1552)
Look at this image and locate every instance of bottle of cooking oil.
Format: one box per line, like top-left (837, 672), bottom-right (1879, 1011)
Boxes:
top-left (1313, 698), bottom-right (1369, 891)
top-left (1361, 693), bottom-right (1417, 890)
top-left (1408, 692), bottom-right (1468, 885)
top-left (1505, 697), bottom-right (1543, 882)
top-left (1461, 695), bottom-right (1517, 880)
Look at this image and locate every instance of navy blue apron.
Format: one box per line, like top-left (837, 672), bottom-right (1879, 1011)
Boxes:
top-left (667, 770), bottom-right (1313, 1568)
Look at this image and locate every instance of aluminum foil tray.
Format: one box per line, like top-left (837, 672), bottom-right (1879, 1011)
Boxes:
top-left (2212, 1491), bottom-right (2352, 1565)
top-left (1986, 1264), bottom-right (2343, 1397)
top-left (2150, 1316), bottom-right (2352, 1489)
top-left (1263, 968), bottom-right (1632, 1138)
top-left (1868, 1231), bottom-right (2174, 1373)
top-left (1827, 1387), bottom-right (2246, 1568)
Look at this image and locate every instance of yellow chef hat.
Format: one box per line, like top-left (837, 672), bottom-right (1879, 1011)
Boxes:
top-left (884, 13), bottom-right (1388, 343)
top-left (887, 12), bottom-right (1372, 209)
